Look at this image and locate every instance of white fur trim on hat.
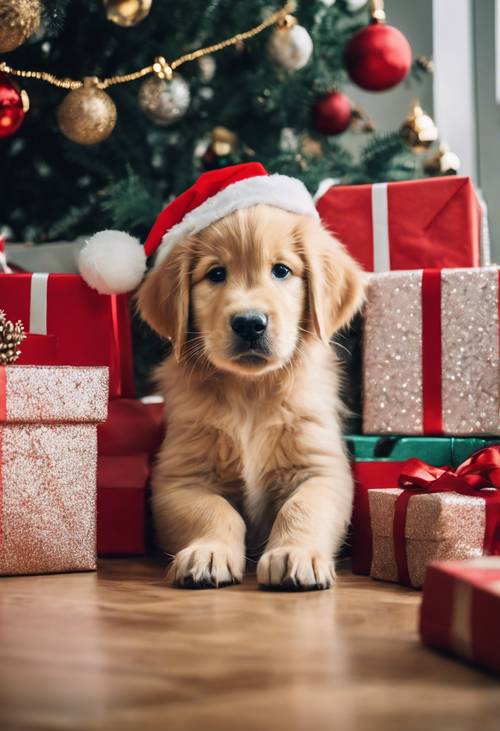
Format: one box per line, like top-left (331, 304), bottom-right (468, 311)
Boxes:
top-left (79, 229), bottom-right (147, 294)
top-left (155, 173), bottom-right (319, 265)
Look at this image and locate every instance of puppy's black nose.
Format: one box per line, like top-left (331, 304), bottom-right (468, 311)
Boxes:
top-left (230, 311), bottom-right (268, 342)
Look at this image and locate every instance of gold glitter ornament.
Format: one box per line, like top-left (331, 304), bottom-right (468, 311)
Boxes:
top-left (57, 77), bottom-right (117, 145)
top-left (423, 142), bottom-right (461, 175)
top-left (138, 73), bottom-right (190, 126)
top-left (103, 0), bottom-right (152, 27)
top-left (0, 0), bottom-right (41, 54)
top-left (0, 310), bottom-right (26, 365)
top-left (400, 101), bottom-right (438, 152)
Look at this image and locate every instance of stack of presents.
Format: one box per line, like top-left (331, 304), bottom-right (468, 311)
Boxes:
top-left (317, 176), bottom-right (500, 674)
top-left (1, 174), bottom-right (499, 674)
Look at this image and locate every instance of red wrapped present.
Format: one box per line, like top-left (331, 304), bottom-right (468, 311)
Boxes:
top-left (0, 364), bottom-right (108, 575)
top-left (351, 460), bottom-right (407, 575)
top-left (0, 272), bottom-right (134, 399)
top-left (97, 454), bottom-right (150, 555)
top-left (420, 557), bottom-right (500, 673)
top-left (363, 267), bottom-right (500, 435)
top-left (316, 177), bottom-right (487, 272)
top-left (368, 448), bottom-right (500, 588)
top-left (97, 397), bottom-right (165, 456)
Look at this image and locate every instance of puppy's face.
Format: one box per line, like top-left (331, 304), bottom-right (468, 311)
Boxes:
top-left (139, 204), bottom-right (364, 378)
top-left (189, 206), bottom-right (305, 376)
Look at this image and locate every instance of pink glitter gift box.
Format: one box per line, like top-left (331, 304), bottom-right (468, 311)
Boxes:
top-left (368, 488), bottom-right (487, 588)
top-left (367, 447), bottom-right (500, 588)
top-left (0, 365), bottom-right (108, 576)
top-left (363, 267), bottom-right (500, 435)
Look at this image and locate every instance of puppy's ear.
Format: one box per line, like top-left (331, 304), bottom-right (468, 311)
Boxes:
top-left (300, 220), bottom-right (366, 342)
top-left (137, 242), bottom-right (191, 362)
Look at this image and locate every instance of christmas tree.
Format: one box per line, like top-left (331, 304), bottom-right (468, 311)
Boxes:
top-left (0, 0), bottom-right (433, 245)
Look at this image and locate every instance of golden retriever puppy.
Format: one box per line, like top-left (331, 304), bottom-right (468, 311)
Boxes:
top-left (138, 203), bottom-right (364, 590)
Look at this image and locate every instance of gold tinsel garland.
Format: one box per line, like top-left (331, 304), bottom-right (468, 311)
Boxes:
top-left (0, 1), bottom-right (296, 90)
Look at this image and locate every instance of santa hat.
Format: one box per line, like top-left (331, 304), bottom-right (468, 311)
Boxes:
top-left (79, 162), bottom-right (319, 295)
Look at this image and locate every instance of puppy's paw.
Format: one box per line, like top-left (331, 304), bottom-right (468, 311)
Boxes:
top-left (257, 547), bottom-right (335, 591)
top-left (168, 543), bottom-right (244, 589)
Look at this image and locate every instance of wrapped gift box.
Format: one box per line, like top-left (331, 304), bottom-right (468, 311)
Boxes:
top-left (366, 448), bottom-right (500, 588)
top-left (315, 176), bottom-right (488, 272)
top-left (0, 365), bottom-right (108, 575)
top-left (0, 273), bottom-right (134, 399)
top-left (97, 397), bottom-right (165, 456)
top-left (363, 267), bottom-right (500, 436)
top-left (97, 455), bottom-right (150, 555)
top-left (369, 488), bottom-right (486, 588)
top-left (96, 398), bottom-right (164, 555)
top-left (420, 558), bottom-right (500, 673)
top-left (349, 437), bottom-right (500, 575)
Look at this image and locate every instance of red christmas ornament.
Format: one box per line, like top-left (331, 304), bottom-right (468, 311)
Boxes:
top-left (345, 21), bottom-right (412, 92)
top-left (313, 91), bottom-right (352, 135)
top-left (0, 73), bottom-right (28, 138)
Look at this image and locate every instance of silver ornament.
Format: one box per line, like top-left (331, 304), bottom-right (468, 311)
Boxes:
top-left (268, 24), bottom-right (313, 71)
top-left (138, 74), bottom-right (190, 126)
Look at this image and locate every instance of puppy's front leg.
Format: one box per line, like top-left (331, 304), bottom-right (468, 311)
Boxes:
top-left (155, 481), bottom-right (246, 588)
top-left (153, 424), bottom-right (246, 588)
top-left (256, 455), bottom-right (353, 591)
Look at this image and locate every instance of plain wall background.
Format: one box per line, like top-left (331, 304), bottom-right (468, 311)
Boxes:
top-left (474, 0), bottom-right (499, 261)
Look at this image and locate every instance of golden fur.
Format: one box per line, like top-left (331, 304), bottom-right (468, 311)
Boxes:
top-left (138, 204), bottom-right (365, 590)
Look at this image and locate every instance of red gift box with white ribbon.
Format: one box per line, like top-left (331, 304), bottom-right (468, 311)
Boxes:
top-left (315, 176), bottom-right (489, 272)
top-left (0, 273), bottom-right (134, 399)
top-left (420, 557), bottom-right (500, 673)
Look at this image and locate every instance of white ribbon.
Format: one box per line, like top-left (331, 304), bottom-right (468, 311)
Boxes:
top-left (371, 182), bottom-right (390, 273)
top-left (29, 273), bottom-right (49, 335)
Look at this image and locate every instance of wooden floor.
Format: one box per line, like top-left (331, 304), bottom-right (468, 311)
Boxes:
top-left (0, 559), bottom-right (498, 731)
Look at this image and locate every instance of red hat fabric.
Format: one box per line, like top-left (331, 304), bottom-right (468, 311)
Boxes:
top-left (146, 161), bottom-right (319, 265)
top-left (79, 162), bottom-right (318, 294)
top-left (144, 162), bottom-right (268, 258)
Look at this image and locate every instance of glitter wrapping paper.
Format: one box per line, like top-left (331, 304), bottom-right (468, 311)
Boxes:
top-left (315, 176), bottom-right (487, 272)
top-left (368, 488), bottom-right (486, 588)
top-left (0, 365), bottom-right (108, 576)
top-left (420, 558), bottom-right (500, 674)
top-left (363, 267), bottom-right (500, 435)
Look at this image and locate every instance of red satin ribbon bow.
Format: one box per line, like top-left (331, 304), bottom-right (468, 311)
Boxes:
top-left (393, 446), bottom-right (500, 586)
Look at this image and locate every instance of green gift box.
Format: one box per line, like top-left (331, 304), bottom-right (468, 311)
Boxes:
top-left (345, 435), bottom-right (500, 467)
top-left (345, 435), bottom-right (452, 465)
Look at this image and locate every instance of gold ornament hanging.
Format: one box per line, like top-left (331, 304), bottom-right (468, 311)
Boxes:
top-left (103, 0), bottom-right (153, 27)
top-left (211, 126), bottom-right (238, 156)
top-left (423, 143), bottom-right (461, 176)
top-left (0, 310), bottom-right (26, 365)
top-left (0, 0), bottom-right (41, 54)
top-left (57, 77), bottom-right (117, 145)
top-left (138, 71), bottom-right (190, 126)
top-left (400, 101), bottom-right (438, 152)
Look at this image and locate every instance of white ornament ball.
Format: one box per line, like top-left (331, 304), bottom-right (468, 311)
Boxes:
top-left (268, 25), bottom-right (313, 71)
top-left (138, 74), bottom-right (191, 126)
top-left (79, 230), bottom-right (147, 294)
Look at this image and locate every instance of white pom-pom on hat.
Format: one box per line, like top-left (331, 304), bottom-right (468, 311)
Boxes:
top-left (79, 230), bottom-right (147, 294)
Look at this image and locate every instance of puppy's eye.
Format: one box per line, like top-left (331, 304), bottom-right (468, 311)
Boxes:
top-left (271, 263), bottom-right (291, 280)
top-left (206, 266), bottom-right (226, 283)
